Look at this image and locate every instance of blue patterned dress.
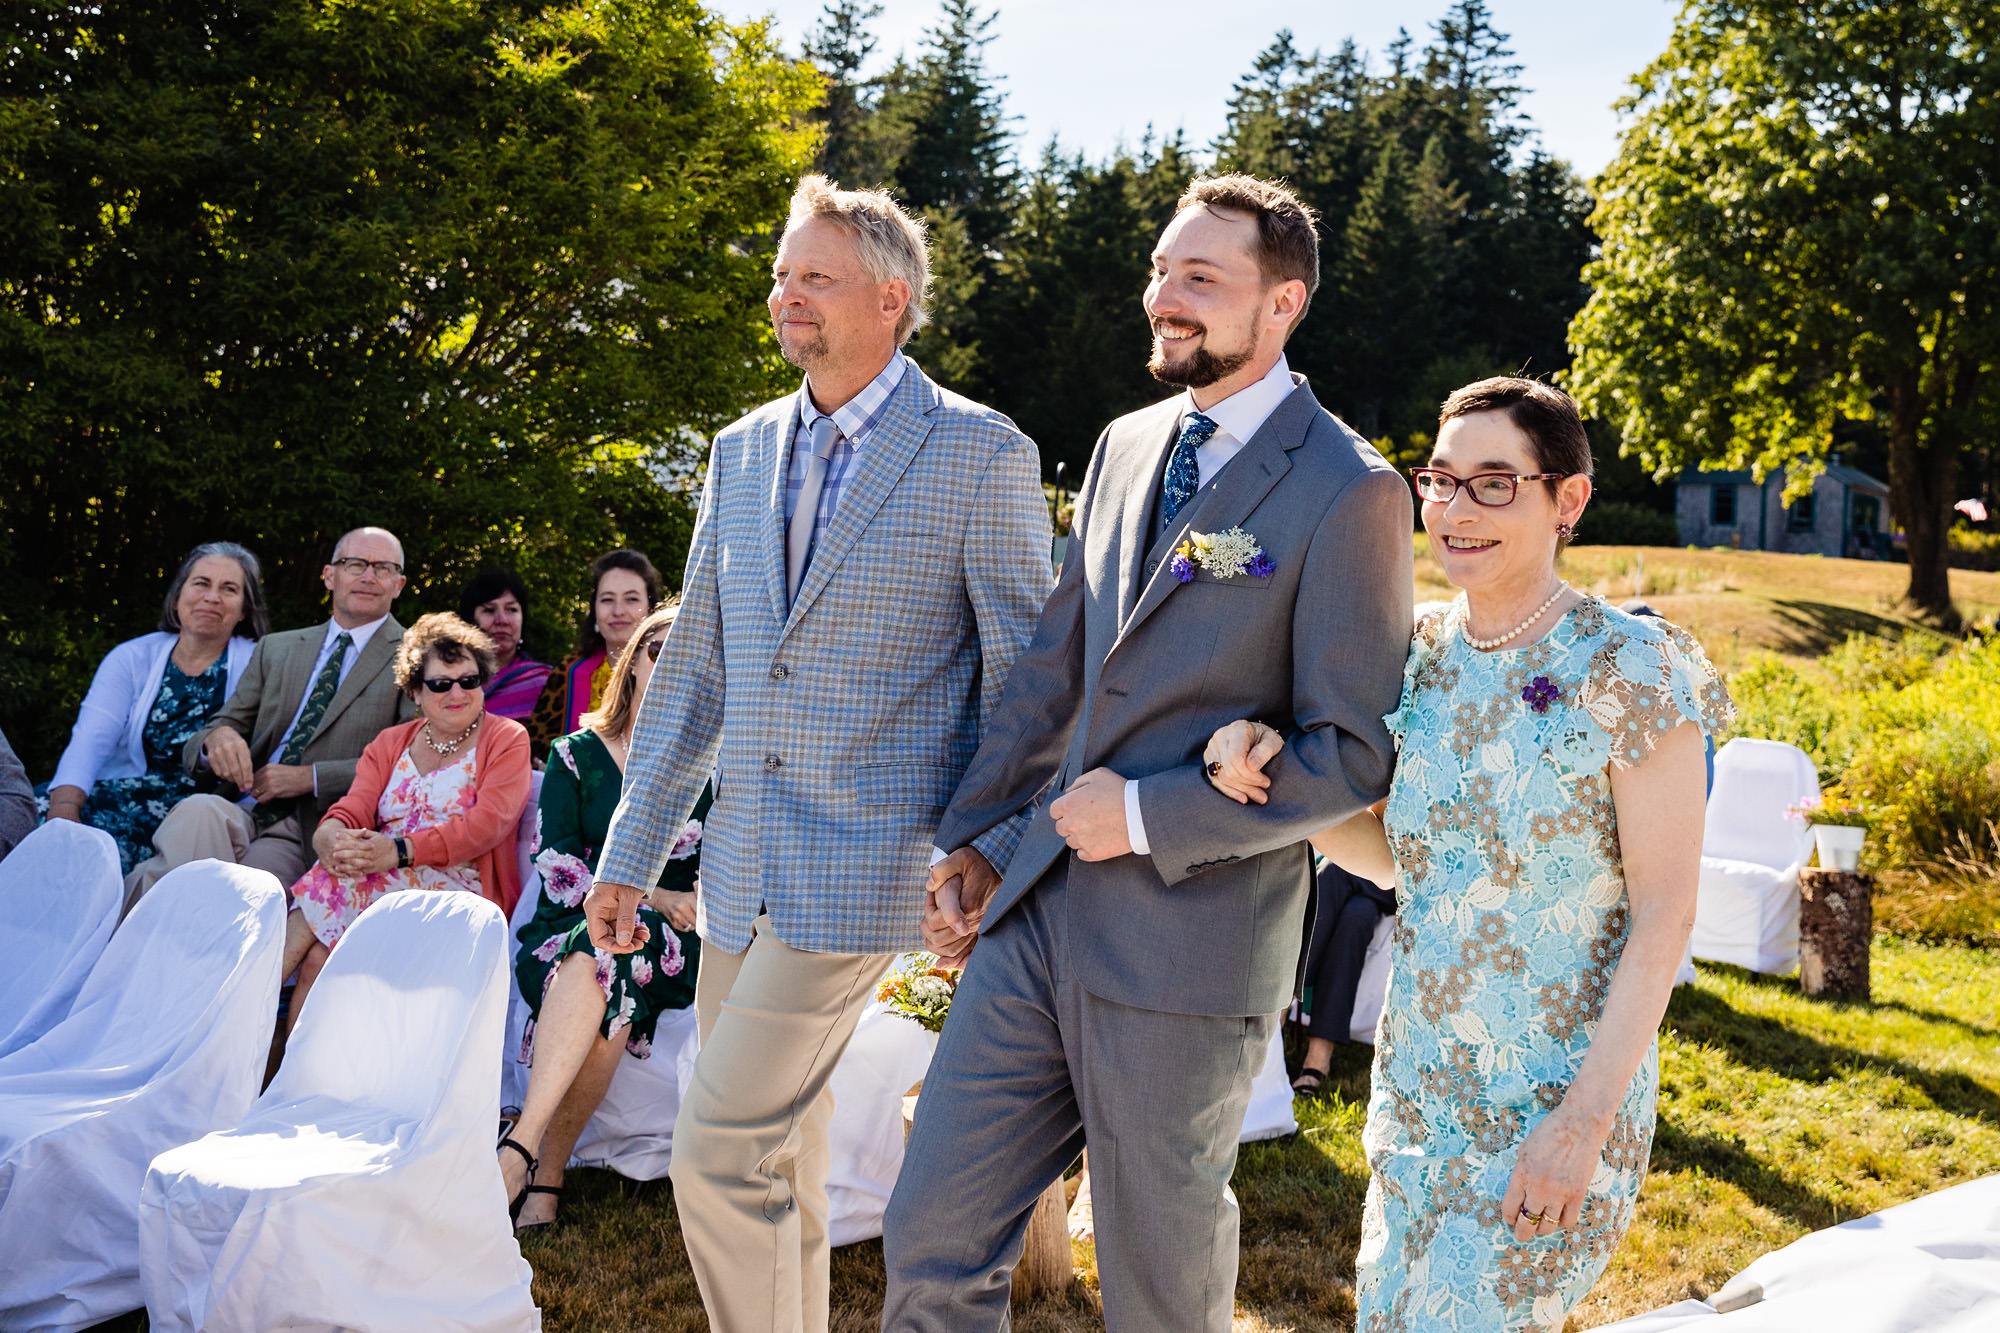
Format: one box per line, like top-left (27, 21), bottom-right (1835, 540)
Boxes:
top-left (1357, 596), bottom-right (1733, 1332)
top-left (80, 655), bottom-right (230, 874)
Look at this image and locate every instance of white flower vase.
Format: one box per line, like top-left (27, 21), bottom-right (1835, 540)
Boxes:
top-left (1814, 824), bottom-right (1866, 872)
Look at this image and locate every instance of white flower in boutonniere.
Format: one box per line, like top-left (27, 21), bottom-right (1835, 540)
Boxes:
top-left (1170, 526), bottom-right (1276, 584)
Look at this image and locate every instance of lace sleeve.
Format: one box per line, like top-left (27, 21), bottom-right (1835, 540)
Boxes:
top-left (1383, 604), bottom-right (1451, 747)
top-left (1579, 622), bottom-right (1735, 770)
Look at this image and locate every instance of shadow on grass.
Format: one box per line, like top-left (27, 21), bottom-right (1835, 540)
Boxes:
top-left (1870, 998), bottom-right (2000, 1043)
top-left (1649, 1119), bottom-right (1846, 1231)
top-left (1666, 981), bottom-right (2000, 1124)
top-left (1765, 599), bottom-right (1910, 655)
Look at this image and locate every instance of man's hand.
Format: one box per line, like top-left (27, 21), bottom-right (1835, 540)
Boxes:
top-left (924, 847), bottom-right (999, 967)
top-left (1048, 768), bottom-right (1133, 862)
top-left (204, 728), bottom-right (256, 791)
top-left (251, 763), bottom-right (315, 803)
top-left (586, 878), bottom-right (651, 954)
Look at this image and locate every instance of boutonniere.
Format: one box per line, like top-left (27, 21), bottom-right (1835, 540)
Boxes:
top-left (1521, 675), bottom-right (1560, 714)
top-left (1170, 527), bottom-right (1276, 584)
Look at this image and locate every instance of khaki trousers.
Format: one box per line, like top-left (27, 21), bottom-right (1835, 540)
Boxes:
top-left (123, 794), bottom-right (310, 913)
top-left (669, 914), bottom-right (894, 1333)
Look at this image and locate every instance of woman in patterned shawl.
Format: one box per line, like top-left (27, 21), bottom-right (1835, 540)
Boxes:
top-left (1206, 378), bottom-right (1731, 1332)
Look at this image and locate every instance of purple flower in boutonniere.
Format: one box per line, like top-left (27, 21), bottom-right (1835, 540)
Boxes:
top-left (1522, 675), bottom-right (1560, 714)
top-left (1173, 527), bottom-right (1274, 583)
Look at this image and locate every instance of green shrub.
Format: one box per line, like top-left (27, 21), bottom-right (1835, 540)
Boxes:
top-left (1572, 499), bottom-right (1682, 547)
top-left (1947, 522), bottom-right (2000, 572)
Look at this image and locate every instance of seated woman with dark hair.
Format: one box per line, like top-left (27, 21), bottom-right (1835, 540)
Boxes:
top-left (279, 612), bottom-right (532, 1031)
top-left (458, 566), bottom-right (551, 722)
top-left (525, 548), bottom-right (660, 759)
top-left (45, 542), bottom-right (268, 875)
top-left (501, 601), bottom-right (708, 1230)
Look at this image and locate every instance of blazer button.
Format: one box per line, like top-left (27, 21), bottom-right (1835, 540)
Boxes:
top-left (770, 663), bottom-right (790, 680)
top-left (1146, 559), bottom-right (1159, 575)
top-left (764, 755), bottom-right (783, 772)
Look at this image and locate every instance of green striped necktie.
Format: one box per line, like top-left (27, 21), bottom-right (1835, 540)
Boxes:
top-left (255, 630), bottom-right (351, 826)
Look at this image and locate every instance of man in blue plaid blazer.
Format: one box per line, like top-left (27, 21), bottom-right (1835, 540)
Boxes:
top-left (583, 176), bottom-right (1050, 1333)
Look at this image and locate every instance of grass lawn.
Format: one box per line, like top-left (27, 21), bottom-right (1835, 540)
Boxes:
top-left (489, 936), bottom-right (2000, 1332)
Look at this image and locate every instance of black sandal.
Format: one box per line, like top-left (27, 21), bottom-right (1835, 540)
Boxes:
top-left (1291, 1067), bottom-right (1329, 1098)
top-left (515, 1183), bottom-right (564, 1234)
top-left (498, 1137), bottom-right (538, 1220)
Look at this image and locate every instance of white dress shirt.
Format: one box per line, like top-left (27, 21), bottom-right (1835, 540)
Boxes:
top-left (1125, 356), bottom-right (1297, 856)
top-left (261, 614), bottom-right (391, 800)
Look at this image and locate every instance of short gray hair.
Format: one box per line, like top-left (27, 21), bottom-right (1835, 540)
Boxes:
top-left (782, 175), bottom-right (931, 345)
top-left (160, 541), bottom-right (269, 640)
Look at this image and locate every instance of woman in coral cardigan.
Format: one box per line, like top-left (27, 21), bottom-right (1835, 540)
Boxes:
top-left (278, 612), bottom-right (532, 1032)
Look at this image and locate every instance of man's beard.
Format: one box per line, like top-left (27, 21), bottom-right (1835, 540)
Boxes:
top-left (1147, 321), bottom-right (1255, 388)
top-left (778, 323), bottom-right (829, 371)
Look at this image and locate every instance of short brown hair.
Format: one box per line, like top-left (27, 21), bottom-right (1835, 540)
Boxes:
top-left (1177, 175), bottom-right (1321, 333)
top-left (1439, 377), bottom-right (1594, 550)
top-left (582, 600), bottom-right (680, 740)
top-left (394, 612), bottom-right (498, 695)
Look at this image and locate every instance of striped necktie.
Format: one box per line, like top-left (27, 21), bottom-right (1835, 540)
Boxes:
top-left (279, 631), bottom-right (352, 765)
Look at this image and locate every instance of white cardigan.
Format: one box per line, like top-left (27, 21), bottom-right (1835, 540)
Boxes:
top-left (50, 632), bottom-right (257, 795)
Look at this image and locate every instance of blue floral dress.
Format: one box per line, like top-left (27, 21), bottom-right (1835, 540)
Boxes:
top-left (1357, 596), bottom-right (1733, 1332)
top-left (81, 655), bottom-right (229, 874)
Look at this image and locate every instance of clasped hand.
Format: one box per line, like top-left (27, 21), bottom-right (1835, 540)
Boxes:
top-left (1047, 767), bottom-right (1132, 861)
top-left (205, 728), bottom-right (312, 802)
top-left (320, 826), bottom-right (395, 879)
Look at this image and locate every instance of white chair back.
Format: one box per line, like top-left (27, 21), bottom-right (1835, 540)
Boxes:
top-left (1703, 738), bottom-right (1819, 868)
top-left (0, 821), bottom-right (123, 1058)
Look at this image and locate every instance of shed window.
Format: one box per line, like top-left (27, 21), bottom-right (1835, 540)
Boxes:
top-left (1710, 486), bottom-right (1736, 525)
top-left (1788, 492), bottom-right (1817, 532)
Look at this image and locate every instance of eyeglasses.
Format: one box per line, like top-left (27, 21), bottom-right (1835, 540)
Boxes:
top-left (422, 673), bottom-right (483, 694)
top-left (1411, 468), bottom-right (1569, 507)
top-left (328, 557), bottom-right (404, 579)
top-left (645, 638), bottom-right (664, 661)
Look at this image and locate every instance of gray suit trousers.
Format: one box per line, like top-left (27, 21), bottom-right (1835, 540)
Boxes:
top-left (881, 864), bottom-right (1273, 1332)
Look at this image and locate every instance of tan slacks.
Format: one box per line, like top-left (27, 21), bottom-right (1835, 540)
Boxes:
top-left (669, 914), bottom-right (894, 1333)
top-left (122, 794), bottom-right (310, 913)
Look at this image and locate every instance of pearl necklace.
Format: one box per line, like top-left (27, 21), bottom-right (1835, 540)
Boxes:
top-left (1462, 583), bottom-right (1571, 651)
top-left (422, 714), bottom-right (480, 756)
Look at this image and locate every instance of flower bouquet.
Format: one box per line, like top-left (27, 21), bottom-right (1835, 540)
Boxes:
top-left (1790, 789), bottom-right (1871, 871)
top-left (876, 953), bottom-right (962, 1034)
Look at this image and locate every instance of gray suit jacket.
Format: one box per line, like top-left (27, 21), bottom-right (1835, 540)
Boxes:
top-left (597, 360), bottom-right (1051, 955)
top-left (182, 617), bottom-right (414, 824)
top-left (935, 378), bottom-right (1414, 1017)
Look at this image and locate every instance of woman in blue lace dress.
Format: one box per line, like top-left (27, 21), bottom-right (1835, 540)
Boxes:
top-left (1207, 379), bottom-right (1730, 1331)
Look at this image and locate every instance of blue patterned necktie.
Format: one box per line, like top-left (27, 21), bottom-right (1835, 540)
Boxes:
top-left (1162, 411), bottom-right (1218, 529)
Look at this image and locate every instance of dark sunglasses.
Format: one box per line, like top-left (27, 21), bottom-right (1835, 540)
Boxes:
top-left (422, 673), bottom-right (484, 694)
top-left (644, 638), bottom-right (664, 660)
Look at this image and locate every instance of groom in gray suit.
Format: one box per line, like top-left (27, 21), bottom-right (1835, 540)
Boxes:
top-left (882, 176), bottom-right (1414, 1330)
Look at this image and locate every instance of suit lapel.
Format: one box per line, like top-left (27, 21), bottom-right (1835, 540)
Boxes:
top-left (262, 627), bottom-right (325, 756)
top-left (762, 402), bottom-right (801, 624)
top-left (1115, 404), bottom-right (1183, 629)
top-left (1113, 381), bottom-right (1317, 652)
top-left (779, 366), bottom-right (937, 640)
top-left (313, 617), bottom-right (402, 740)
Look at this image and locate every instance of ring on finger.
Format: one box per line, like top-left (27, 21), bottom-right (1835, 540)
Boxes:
top-left (1521, 1208), bottom-right (1548, 1225)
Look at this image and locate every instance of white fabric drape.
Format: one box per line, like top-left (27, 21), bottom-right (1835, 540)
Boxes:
top-left (1692, 738), bottom-right (1820, 975)
top-left (140, 889), bottom-right (537, 1333)
top-left (826, 1001), bottom-right (939, 1246)
top-left (0, 820), bottom-right (124, 1058)
top-left (1599, 1173), bottom-right (2000, 1331)
top-left (1348, 914), bottom-right (1397, 1043)
top-left (0, 859), bottom-right (285, 1333)
top-left (566, 1008), bottom-right (701, 1182)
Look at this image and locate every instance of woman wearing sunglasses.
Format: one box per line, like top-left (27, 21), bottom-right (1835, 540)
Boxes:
top-left (502, 600), bottom-right (709, 1230)
top-left (278, 612), bottom-right (532, 1032)
top-left (1205, 378), bottom-right (1732, 1332)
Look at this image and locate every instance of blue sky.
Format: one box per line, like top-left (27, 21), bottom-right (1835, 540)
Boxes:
top-left (710, 0), bottom-right (1679, 179)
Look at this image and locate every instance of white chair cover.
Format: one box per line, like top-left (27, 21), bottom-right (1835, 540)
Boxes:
top-left (0, 860), bottom-right (285, 1333)
top-left (566, 1008), bottom-right (702, 1181)
top-left (500, 771), bottom-right (544, 1116)
top-left (1348, 913), bottom-right (1397, 1043)
top-left (0, 821), bottom-right (123, 1058)
top-left (1692, 738), bottom-right (1819, 975)
top-left (826, 1000), bottom-right (939, 1246)
top-left (1239, 1022), bottom-right (1300, 1142)
top-left (1598, 1173), bottom-right (2000, 1331)
top-left (139, 889), bottom-right (537, 1333)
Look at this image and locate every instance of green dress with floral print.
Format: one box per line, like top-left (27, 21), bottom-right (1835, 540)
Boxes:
top-left (1357, 596), bottom-right (1733, 1333)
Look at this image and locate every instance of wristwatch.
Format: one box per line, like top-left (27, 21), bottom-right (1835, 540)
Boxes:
top-left (394, 837), bottom-right (412, 869)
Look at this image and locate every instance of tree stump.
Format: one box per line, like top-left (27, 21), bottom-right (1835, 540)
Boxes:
top-left (1799, 868), bottom-right (1872, 1000)
top-left (902, 1085), bottom-right (1073, 1299)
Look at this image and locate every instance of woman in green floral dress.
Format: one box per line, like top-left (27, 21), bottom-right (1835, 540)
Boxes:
top-left (502, 603), bottom-right (709, 1230)
top-left (1207, 380), bottom-right (1729, 1332)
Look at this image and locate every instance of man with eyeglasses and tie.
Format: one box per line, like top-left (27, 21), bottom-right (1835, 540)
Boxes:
top-left (126, 527), bottom-right (416, 903)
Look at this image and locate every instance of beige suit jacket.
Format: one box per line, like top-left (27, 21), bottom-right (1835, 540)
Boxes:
top-left (182, 617), bottom-right (415, 823)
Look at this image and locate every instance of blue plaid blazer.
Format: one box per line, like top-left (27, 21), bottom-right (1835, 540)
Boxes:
top-left (598, 359), bottom-right (1051, 954)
